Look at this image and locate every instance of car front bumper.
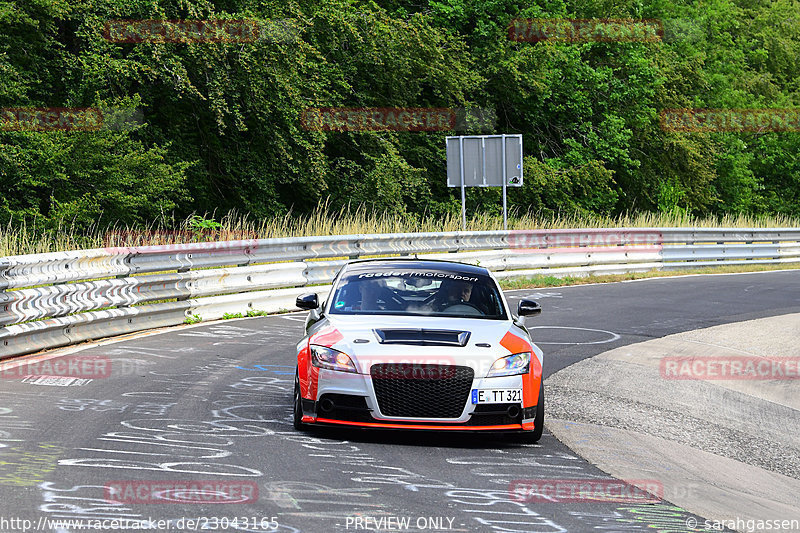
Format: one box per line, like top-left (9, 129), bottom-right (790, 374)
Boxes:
top-left (300, 368), bottom-right (539, 431)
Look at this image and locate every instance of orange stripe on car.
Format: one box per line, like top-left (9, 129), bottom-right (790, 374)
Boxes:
top-left (302, 326), bottom-right (344, 399)
top-left (500, 330), bottom-right (532, 355)
top-left (500, 330), bottom-right (539, 407)
top-left (315, 418), bottom-right (523, 430)
top-left (297, 343), bottom-right (311, 397)
top-left (311, 325), bottom-right (344, 347)
top-left (525, 354), bottom-right (543, 407)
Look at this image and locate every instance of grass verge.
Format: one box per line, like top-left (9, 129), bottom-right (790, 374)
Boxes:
top-left (2, 202), bottom-right (799, 257)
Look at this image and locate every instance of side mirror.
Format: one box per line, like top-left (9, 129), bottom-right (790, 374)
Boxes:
top-left (296, 293), bottom-right (319, 310)
top-left (517, 299), bottom-right (541, 317)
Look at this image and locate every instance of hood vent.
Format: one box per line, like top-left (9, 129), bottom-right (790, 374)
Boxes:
top-left (373, 328), bottom-right (470, 347)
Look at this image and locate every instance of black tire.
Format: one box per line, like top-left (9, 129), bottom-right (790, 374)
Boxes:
top-left (520, 383), bottom-right (544, 443)
top-left (293, 371), bottom-right (306, 431)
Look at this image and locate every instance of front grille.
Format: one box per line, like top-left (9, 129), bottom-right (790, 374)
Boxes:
top-left (370, 363), bottom-right (474, 418)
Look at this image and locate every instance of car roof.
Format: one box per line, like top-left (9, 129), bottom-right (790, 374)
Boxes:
top-left (342, 258), bottom-right (490, 276)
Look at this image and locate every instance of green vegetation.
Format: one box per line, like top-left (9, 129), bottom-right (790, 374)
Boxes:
top-left (221, 309), bottom-right (278, 319)
top-left (500, 275), bottom-right (583, 290)
top-left (1, 0), bottom-right (799, 244)
top-left (183, 313), bottom-right (202, 324)
top-left (246, 309), bottom-right (272, 317)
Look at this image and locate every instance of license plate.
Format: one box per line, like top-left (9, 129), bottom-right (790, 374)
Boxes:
top-left (471, 389), bottom-right (522, 404)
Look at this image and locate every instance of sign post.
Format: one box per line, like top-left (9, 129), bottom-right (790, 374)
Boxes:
top-left (459, 136), bottom-right (466, 230)
top-left (501, 133), bottom-right (507, 229)
top-left (446, 134), bottom-right (523, 230)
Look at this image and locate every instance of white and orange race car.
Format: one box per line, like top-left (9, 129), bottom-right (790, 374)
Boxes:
top-left (293, 259), bottom-right (544, 441)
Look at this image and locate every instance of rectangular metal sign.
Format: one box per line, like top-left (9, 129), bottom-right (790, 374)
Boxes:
top-left (446, 134), bottom-right (523, 230)
top-left (446, 134), bottom-right (523, 187)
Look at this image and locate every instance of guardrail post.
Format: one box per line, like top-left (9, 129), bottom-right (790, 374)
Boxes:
top-left (450, 236), bottom-right (460, 253)
top-left (349, 239), bottom-right (361, 260)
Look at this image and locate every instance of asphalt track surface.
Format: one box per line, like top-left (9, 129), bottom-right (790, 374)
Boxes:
top-left (1, 270), bottom-right (799, 533)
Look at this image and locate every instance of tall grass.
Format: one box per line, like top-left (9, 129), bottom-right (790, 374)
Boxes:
top-left (1, 204), bottom-right (798, 257)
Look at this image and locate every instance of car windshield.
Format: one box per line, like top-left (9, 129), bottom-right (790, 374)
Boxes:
top-left (328, 269), bottom-right (507, 319)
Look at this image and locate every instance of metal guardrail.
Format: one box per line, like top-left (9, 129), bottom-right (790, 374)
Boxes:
top-left (1, 227), bottom-right (799, 360)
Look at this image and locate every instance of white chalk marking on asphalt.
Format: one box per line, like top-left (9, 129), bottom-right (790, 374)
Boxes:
top-left (528, 326), bottom-right (621, 345)
top-left (280, 315), bottom-right (307, 322)
top-left (509, 291), bottom-right (563, 299)
top-left (21, 376), bottom-right (93, 386)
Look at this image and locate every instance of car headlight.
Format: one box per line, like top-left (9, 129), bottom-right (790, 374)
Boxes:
top-left (487, 352), bottom-right (531, 377)
top-left (310, 345), bottom-right (357, 373)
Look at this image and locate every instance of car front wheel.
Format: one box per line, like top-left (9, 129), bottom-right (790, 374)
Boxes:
top-left (293, 371), bottom-right (306, 431)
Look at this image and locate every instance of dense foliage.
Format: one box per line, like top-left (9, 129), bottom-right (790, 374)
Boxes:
top-left (1, 0), bottom-right (798, 231)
